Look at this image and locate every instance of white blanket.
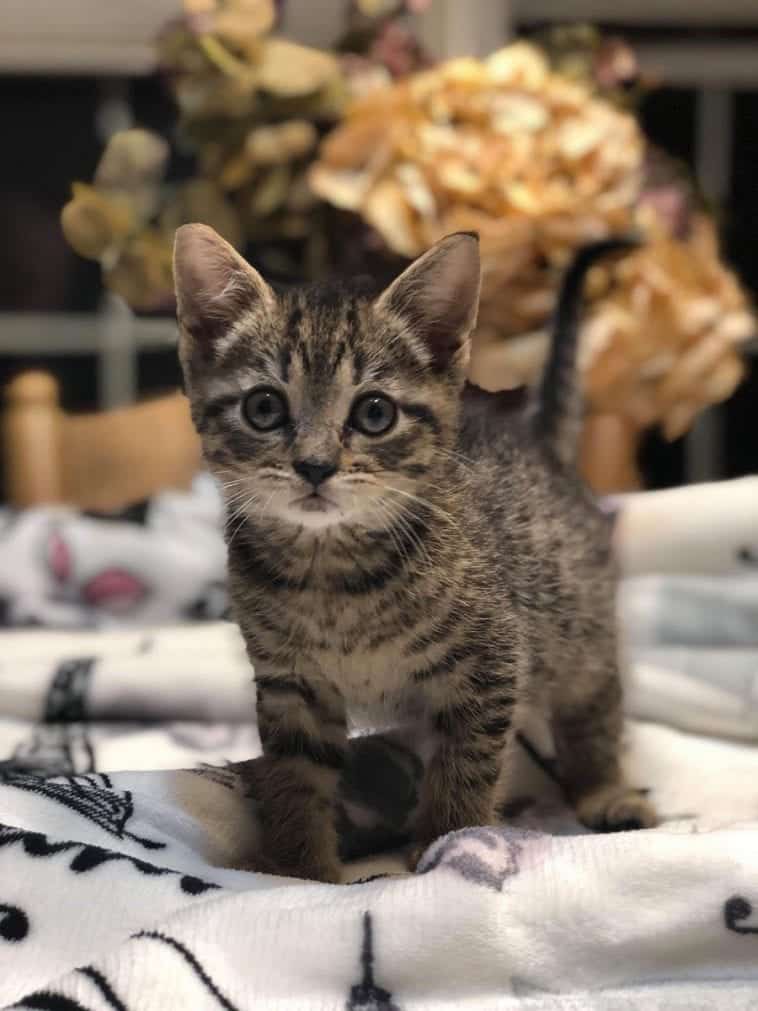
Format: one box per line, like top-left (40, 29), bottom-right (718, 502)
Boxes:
top-left (0, 621), bottom-right (757, 1009)
top-left (2, 477), bottom-right (758, 1008)
top-left (2, 715), bottom-right (758, 1009)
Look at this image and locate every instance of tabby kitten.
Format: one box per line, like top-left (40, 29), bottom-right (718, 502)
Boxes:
top-left (174, 224), bottom-right (656, 882)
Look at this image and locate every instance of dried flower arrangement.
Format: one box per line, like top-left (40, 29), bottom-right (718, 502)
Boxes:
top-left (311, 34), bottom-right (754, 469)
top-left (61, 129), bottom-right (176, 310)
top-left (62, 0), bottom-right (345, 308)
top-left (61, 0), bottom-right (428, 309)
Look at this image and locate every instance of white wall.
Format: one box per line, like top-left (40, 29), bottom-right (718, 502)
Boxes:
top-left (513, 0), bottom-right (758, 24)
top-left (0, 0), bottom-right (182, 74)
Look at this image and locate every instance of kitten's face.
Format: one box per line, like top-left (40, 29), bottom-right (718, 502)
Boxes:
top-left (173, 226), bottom-right (481, 534)
top-left (187, 289), bottom-right (463, 532)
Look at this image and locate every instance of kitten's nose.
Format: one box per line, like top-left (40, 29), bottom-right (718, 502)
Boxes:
top-left (293, 459), bottom-right (337, 488)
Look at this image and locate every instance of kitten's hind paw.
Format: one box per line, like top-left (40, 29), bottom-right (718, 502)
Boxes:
top-left (407, 844), bottom-right (425, 873)
top-left (575, 784), bottom-right (658, 833)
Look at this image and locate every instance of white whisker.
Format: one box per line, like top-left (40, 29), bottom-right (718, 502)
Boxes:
top-left (379, 482), bottom-right (459, 528)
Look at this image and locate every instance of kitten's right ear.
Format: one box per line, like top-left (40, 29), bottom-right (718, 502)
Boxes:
top-left (374, 232), bottom-right (481, 372)
top-left (173, 223), bottom-right (275, 360)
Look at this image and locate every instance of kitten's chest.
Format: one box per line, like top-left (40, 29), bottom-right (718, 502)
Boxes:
top-left (311, 616), bottom-right (420, 707)
top-left (265, 589), bottom-right (429, 707)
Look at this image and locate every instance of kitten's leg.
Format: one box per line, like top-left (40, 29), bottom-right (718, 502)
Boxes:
top-left (251, 672), bottom-right (347, 882)
top-left (552, 659), bottom-right (657, 832)
top-left (412, 670), bottom-right (517, 865)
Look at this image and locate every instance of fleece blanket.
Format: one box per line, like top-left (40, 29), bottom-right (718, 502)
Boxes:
top-left (0, 474), bottom-right (227, 629)
top-left (1, 643), bottom-right (758, 1009)
top-left (0, 476), bottom-right (758, 1008)
top-left (2, 623), bottom-right (758, 1010)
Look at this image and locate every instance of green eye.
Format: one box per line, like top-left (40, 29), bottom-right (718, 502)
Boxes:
top-left (243, 387), bottom-right (288, 431)
top-left (350, 394), bottom-right (397, 436)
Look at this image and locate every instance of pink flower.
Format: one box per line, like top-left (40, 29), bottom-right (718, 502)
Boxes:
top-left (82, 569), bottom-right (148, 613)
top-left (370, 19), bottom-right (428, 77)
top-left (592, 37), bottom-right (639, 91)
top-left (47, 531), bottom-right (71, 584)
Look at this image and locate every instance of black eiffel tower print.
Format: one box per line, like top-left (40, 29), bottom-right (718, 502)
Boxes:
top-left (346, 912), bottom-right (402, 1011)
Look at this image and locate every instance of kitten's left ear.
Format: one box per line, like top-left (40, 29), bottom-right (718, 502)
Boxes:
top-left (173, 223), bottom-right (275, 363)
top-left (375, 232), bottom-right (481, 371)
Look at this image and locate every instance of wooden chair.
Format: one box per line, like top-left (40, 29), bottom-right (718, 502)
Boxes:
top-left (2, 371), bottom-right (202, 510)
top-left (580, 414), bottom-right (643, 494)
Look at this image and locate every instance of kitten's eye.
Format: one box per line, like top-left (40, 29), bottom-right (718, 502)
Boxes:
top-left (243, 387), bottom-right (288, 431)
top-left (350, 394), bottom-right (397, 436)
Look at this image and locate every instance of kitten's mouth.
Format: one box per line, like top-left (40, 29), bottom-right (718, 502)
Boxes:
top-left (291, 492), bottom-right (338, 514)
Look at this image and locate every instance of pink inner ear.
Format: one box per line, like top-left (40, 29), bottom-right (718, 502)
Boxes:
top-left (173, 223), bottom-right (275, 344)
top-left (376, 234), bottom-right (481, 369)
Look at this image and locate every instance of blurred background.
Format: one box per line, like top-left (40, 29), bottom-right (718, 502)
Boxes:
top-left (1, 0), bottom-right (757, 504)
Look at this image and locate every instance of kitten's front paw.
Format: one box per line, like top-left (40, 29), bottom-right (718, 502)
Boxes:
top-left (293, 858), bottom-right (342, 884)
top-left (575, 784), bottom-right (658, 833)
top-left (247, 849), bottom-right (341, 883)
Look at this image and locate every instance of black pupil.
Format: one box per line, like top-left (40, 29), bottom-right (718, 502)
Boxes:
top-left (247, 390), bottom-right (283, 429)
top-left (367, 401), bottom-right (384, 423)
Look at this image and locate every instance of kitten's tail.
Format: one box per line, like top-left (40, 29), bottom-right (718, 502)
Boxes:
top-left (533, 237), bottom-right (639, 468)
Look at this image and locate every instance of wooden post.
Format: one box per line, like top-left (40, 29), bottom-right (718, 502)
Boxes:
top-left (3, 371), bottom-right (64, 506)
top-left (580, 414), bottom-right (643, 494)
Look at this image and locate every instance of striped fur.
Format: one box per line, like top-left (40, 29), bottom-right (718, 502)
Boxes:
top-left (174, 225), bottom-right (656, 882)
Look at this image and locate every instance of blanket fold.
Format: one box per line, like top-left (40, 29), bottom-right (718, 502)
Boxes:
top-left (2, 718), bottom-right (758, 1009)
